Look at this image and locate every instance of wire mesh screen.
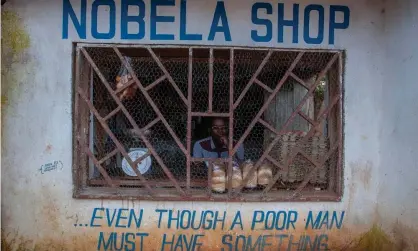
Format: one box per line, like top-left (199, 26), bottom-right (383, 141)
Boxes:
top-left (73, 44), bottom-right (343, 201)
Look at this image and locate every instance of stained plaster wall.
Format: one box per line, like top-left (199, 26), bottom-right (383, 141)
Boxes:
top-left (0, 0), bottom-right (416, 249)
top-left (376, 0), bottom-right (418, 244)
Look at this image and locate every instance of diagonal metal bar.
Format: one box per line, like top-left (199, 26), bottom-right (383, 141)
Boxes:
top-left (115, 79), bottom-right (135, 94)
top-left (238, 55), bottom-right (339, 191)
top-left (132, 151), bottom-right (152, 167)
top-left (146, 47), bottom-right (188, 104)
top-left (233, 50), bottom-right (273, 109)
top-left (255, 79), bottom-right (273, 93)
top-left (82, 144), bottom-right (116, 188)
top-left (261, 94), bottom-right (341, 193)
top-left (298, 111), bottom-right (315, 125)
top-left (98, 148), bottom-right (119, 165)
top-left (77, 87), bottom-right (155, 195)
top-left (103, 106), bottom-right (121, 121)
top-left (299, 149), bottom-right (321, 167)
top-left (81, 48), bottom-right (186, 196)
top-left (265, 155), bottom-right (285, 170)
top-left (113, 47), bottom-right (188, 156)
top-left (290, 142), bottom-right (340, 198)
top-left (290, 72), bottom-right (310, 89)
top-left (144, 75), bottom-right (166, 91)
top-left (143, 117), bottom-right (160, 131)
top-left (232, 52), bottom-right (305, 155)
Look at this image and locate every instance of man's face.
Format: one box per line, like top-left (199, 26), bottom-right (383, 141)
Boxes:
top-left (211, 118), bottom-right (227, 140)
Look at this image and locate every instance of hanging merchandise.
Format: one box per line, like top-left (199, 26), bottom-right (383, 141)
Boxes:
top-left (115, 56), bottom-right (138, 101)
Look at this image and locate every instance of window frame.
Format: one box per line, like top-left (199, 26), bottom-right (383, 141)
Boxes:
top-left (72, 43), bottom-right (345, 202)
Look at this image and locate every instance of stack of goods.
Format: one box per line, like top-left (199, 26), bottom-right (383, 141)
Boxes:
top-left (211, 161), bottom-right (226, 193)
top-left (257, 162), bottom-right (273, 186)
top-left (242, 160), bottom-right (257, 189)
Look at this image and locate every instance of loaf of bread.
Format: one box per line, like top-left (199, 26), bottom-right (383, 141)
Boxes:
top-left (242, 160), bottom-right (257, 188)
top-left (258, 162), bottom-right (273, 186)
top-left (211, 161), bottom-right (226, 193)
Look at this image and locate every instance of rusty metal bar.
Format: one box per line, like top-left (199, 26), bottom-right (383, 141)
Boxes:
top-left (191, 158), bottom-right (228, 162)
top-left (143, 117), bottom-right (160, 131)
top-left (76, 87), bottom-right (155, 195)
top-left (83, 144), bottom-right (116, 188)
top-left (261, 94), bottom-right (341, 193)
top-left (132, 151), bottom-right (152, 167)
top-left (209, 48), bottom-right (214, 113)
top-left (259, 118), bottom-right (280, 136)
top-left (207, 161), bottom-right (213, 197)
top-left (186, 48), bottom-right (193, 193)
top-left (336, 52), bottom-right (344, 196)
top-left (191, 112), bottom-right (229, 117)
top-left (238, 54), bottom-right (339, 192)
top-left (76, 43), bottom-right (343, 53)
top-left (73, 47), bottom-right (83, 191)
top-left (299, 150), bottom-right (321, 167)
top-left (146, 47), bottom-right (188, 105)
top-left (115, 79), bottom-right (135, 94)
top-left (98, 148), bottom-right (119, 165)
top-left (144, 75), bottom-right (166, 91)
top-left (82, 48), bottom-right (186, 196)
top-left (227, 49), bottom-right (234, 197)
top-left (290, 72), bottom-right (310, 89)
top-left (265, 155), bottom-right (284, 170)
top-left (298, 111), bottom-right (315, 125)
top-left (103, 106), bottom-right (121, 121)
top-left (113, 47), bottom-right (188, 156)
top-left (254, 79), bottom-right (273, 93)
top-left (232, 52), bottom-right (305, 155)
top-left (290, 142), bottom-right (340, 198)
top-left (233, 50), bottom-right (273, 109)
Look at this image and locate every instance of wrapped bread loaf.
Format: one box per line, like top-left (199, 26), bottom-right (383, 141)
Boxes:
top-left (226, 161), bottom-right (242, 189)
top-left (211, 161), bottom-right (226, 193)
top-left (258, 162), bottom-right (273, 186)
top-left (242, 160), bottom-right (257, 188)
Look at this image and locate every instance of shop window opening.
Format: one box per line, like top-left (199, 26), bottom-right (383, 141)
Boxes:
top-left (73, 44), bottom-right (344, 201)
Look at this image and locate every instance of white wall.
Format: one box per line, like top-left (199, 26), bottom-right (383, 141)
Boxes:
top-left (1, 0), bottom-right (416, 249)
top-left (378, 0), bottom-right (418, 233)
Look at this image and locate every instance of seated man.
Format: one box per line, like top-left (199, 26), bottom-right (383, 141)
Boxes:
top-left (192, 117), bottom-right (244, 192)
top-left (193, 117), bottom-right (244, 162)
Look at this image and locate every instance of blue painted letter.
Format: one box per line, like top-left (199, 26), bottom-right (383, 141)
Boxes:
top-left (180, 0), bottom-right (202, 40)
top-left (91, 0), bottom-right (116, 39)
top-left (90, 208), bottom-right (104, 227)
top-left (151, 0), bottom-right (175, 40)
top-left (329, 5), bottom-right (350, 44)
top-left (62, 0), bottom-right (86, 39)
top-left (278, 3), bottom-right (299, 43)
top-left (121, 0), bottom-right (146, 39)
top-left (303, 4), bottom-right (324, 44)
top-left (208, 1), bottom-right (231, 41)
top-left (251, 3), bottom-right (273, 42)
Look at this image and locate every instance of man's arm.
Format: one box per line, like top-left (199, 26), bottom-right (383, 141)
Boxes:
top-left (193, 141), bottom-right (203, 158)
top-left (236, 143), bottom-right (245, 162)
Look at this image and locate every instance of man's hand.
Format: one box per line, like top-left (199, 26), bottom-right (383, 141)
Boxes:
top-left (220, 136), bottom-right (228, 148)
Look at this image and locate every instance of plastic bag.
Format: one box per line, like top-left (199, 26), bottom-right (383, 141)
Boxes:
top-left (115, 56), bottom-right (137, 101)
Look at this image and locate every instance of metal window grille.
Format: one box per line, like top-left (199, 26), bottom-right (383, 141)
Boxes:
top-left (73, 43), bottom-right (344, 202)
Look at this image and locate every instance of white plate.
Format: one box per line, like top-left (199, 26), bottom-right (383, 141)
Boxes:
top-left (121, 148), bottom-right (152, 176)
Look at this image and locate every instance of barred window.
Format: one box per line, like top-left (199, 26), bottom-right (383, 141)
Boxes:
top-left (73, 44), bottom-right (344, 201)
